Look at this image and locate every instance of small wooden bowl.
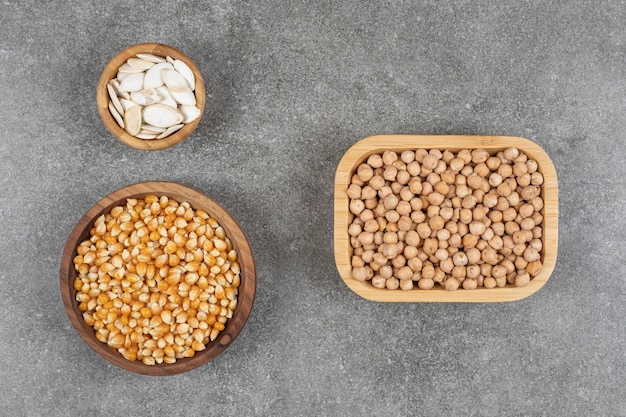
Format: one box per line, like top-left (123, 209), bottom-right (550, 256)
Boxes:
top-left (96, 43), bottom-right (206, 150)
top-left (334, 135), bottom-right (558, 302)
top-left (60, 182), bottom-right (255, 375)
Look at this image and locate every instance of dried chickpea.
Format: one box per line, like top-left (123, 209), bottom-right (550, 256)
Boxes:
top-left (346, 147), bottom-right (544, 290)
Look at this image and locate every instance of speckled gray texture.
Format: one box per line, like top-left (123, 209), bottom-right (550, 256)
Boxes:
top-left (0, 0), bottom-right (624, 416)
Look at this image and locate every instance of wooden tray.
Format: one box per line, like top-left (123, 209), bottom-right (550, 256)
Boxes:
top-left (334, 135), bottom-right (558, 302)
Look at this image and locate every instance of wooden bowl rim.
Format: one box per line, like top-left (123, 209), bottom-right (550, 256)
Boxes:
top-left (60, 181), bottom-right (256, 375)
top-left (333, 134), bottom-right (559, 303)
top-left (96, 43), bottom-right (206, 151)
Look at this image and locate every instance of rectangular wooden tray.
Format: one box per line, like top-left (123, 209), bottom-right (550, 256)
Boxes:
top-left (334, 135), bottom-right (558, 302)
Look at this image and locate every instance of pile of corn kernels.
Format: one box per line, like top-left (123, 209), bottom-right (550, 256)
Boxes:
top-left (73, 195), bottom-right (240, 365)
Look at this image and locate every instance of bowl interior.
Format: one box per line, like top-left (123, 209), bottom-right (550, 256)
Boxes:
top-left (96, 43), bottom-right (206, 151)
top-left (60, 182), bottom-right (255, 375)
top-left (334, 135), bottom-right (558, 303)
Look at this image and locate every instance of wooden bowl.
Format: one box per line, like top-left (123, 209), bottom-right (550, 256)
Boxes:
top-left (96, 43), bottom-right (205, 150)
top-left (60, 182), bottom-right (255, 375)
top-left (334, 135), bottom-right (558, 302)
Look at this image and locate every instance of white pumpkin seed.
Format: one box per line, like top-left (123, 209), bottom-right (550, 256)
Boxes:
top-left (127, 57), bottom-right (156, 70)
top-left (135, 132), bottom-right (158, 140)
top-left (123, 105), bottom-right (142, 136)
top-left (142, 104), bottom-right (184, 128)
top-left (156, 123), bottom-right (184, 139)
top-left (130, 88), bottom-right (161, 106)
top-left (179, 104), bottom-right (201, 124)
top-left (156, 86), bottom-right (178, 108)
top-left (143, 62), bottom-right (174, 89)
top-left (118, 63), bottom-right (144, 73)
top-left (107, 82), bottom-right (124, 116)
top-left (120, 98), bottom-right (138, 112)
top-left (116, 71), bottom-right (130, 81)
top-left (118, 72), bottom-right (145, 92)
top-left (166, 55), bottom-right (175, 65)
top-left (162, 68), bottom-right (188, 93)
top-left (173, 59), bottom-right (195, 90)
top-left (140, 124), bottom-right (166, 134)
top-left (170, 88), bottom-right (196, 106)
top-left (108, 101), bottom-right (124, 129)
top-left (136, 53), bottom-right (167, 63)
top-left (110, 79), bottom-right (130, 100)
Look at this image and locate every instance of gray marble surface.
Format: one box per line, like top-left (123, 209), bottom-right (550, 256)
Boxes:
top-left (1, 1), bottom-right (624, 416)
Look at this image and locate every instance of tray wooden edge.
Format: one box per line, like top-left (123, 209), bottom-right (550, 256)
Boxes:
top-left (333, 134), bottom-right (558, 303)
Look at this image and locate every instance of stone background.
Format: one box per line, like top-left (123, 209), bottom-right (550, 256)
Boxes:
top-left (0, 1), bottom-right (624, 415)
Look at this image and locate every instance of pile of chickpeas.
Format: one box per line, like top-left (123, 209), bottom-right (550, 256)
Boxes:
top-left (72, 195), bottom-right (240, 365)
top-left (347, 147), bottom-right (544, 290)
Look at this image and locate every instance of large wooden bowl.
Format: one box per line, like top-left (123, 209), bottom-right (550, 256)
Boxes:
top-left (60, 182), bottom-right (255, 375)
top-left (96, 43), bottom-right (205, 150)
top-left (334, 135), bottom-right (558, 302)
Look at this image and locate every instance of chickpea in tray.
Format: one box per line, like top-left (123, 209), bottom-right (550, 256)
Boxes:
top-left (346, 146), bottom-right (545, 291)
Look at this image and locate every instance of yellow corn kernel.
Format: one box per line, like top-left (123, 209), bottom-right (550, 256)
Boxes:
top-left (77, 263), bottom-right (90, 276)
top-left (95, 329), bottom-right (108, 343)
top-left (232, 274), bottom-right (240, 288)
top-left (168, 254), bottom-right (180, 267)
top-left (106, 311), bottom-right (118, 323)
top-left (191, 340), bottom-right (206, 352)
top-left (214, 284), bottom-right (225, 299)
top-left (209, 328), bottom-right (220, 341)
top-left (164, 241), bottom-right (177, 254)
top-left (175, 310), bottom-right (189, 323)
top-left (163, 345), bottom-right (175, 358)
top-left (143, 339), bottom-right (157, 351)
top-left (184, 261), bottom-right (200, 273)
top-left (139, 307), bottom-right (152, 318)
top-left (176, 323), bottom-right (190, 335)
top-left (213, 239), bottom-right (227, 252)
top-left (96, 293), bottom-right (109, 305)
top-left (216, 274), bottom-right (227, 286)
top-left (160, 310), bottom-right (173, 325)
top-left (193, 209), bottom-right (207, 220)
top-left (188, 317), bottom-right (199, 329)
top-left (135, 262), bottom-right (147, 277)
top-left (83, 313), bottom-right (96, 326)
top-left (197, 277), bottom-right (209, 290)
top-left (191, 328), bottom-right (204, 343)
top-left (122, 348), bottom-right (137, 362)
top-left (207, 303), bottom-right (220, 316)
top-left (225, 287), bottom-right (236, 301)
top-left (197, 301), bottom-right (209, 314)
top-left (215, 227), bottom-right (226, 239)
top-left (182, 348), bottom-right (195, 358)
top-left (95, 309), bottom-right (108, 321)
top-left (107, 334), bottom-right (125, 349)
